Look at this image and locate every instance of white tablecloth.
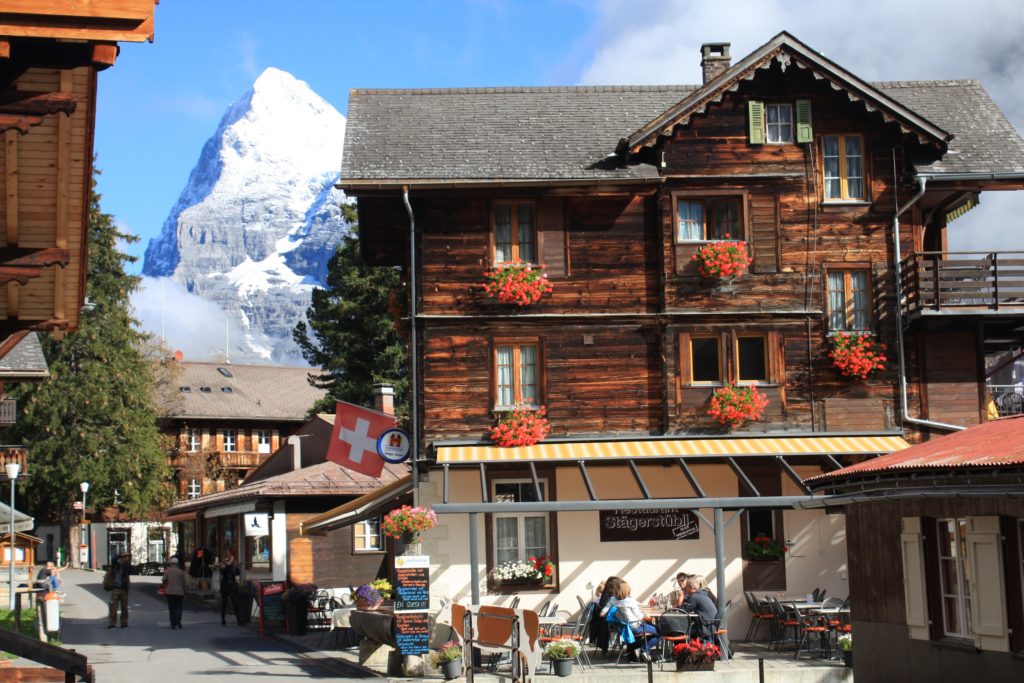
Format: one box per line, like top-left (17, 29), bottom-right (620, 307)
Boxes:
top-left (331, 607), bottom-right (356, 630)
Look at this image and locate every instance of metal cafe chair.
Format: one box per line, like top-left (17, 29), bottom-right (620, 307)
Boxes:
top-left (743, 592), bottom-right (771, 642)
top-left (540, 602), bottom-right (595, 671)
top-left (705, 599), bottom-right (732, 659)
top-left (658, 611), bottom-right (692, 669)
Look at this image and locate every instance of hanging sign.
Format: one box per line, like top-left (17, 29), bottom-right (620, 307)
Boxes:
top-left (244, 513), bottom-right (269, 537)
top-left (377, 428), bottom-right (411, 463)
top-left (599, 508), bottom-right (700, 542)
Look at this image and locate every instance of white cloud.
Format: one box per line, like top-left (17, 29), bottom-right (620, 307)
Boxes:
top-left (580, 0), bottom-right (1024, 251)
top-left (130, 277), bottom-right (257, 363)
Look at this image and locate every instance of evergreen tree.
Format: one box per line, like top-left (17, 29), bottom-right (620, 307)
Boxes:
top-left (8, 177), bottom-right (170, 521)
top-left (294, 205), bottom-right (408, 416)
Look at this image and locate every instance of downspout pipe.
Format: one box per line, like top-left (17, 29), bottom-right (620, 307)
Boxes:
top-left (402, 187), bottom-right (421, 501)
top-left (892, 174), bottom-right (966, 432)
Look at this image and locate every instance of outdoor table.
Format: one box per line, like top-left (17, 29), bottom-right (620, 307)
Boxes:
top-left (785, 601), bottom-right (824, 613)
top-left (331, 606), bottom-right (356, 630)
top-left (816, 606), bottom-right (850, 616)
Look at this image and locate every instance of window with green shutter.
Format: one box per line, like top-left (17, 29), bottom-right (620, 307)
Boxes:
top-left (748, 101), bottom-right (765, 144)
top-left (795, 99), bottom-right (813, 143)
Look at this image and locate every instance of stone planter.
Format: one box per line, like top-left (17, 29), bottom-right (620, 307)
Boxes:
top-left (676, 660), bottom-right (715, 672)
top-left (440, 658), bottom-right (463, 680)
top-left (356, 598), bottom-right (384, 611)
top-left (551, 658), bottom-right (573, 677)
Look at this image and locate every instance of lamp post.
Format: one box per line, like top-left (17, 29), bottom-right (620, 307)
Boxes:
top-left (6, 463), bottom-right (20, 611)
top-left (80, 482), bottom-right (89, 570)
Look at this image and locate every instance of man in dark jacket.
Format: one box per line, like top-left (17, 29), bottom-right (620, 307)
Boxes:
top-left (107, 553), bottom-right (132, 628)
top-left (680, 576), bottom-right (717, 641)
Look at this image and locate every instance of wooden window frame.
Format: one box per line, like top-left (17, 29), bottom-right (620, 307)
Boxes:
top-left (491, 337), bottom-right (545, 411)
top-left (688, 334), bottom-right (724, 385)
top-left (765, 103), bottom-right (793, 144)
top-left (825, 265), bottom-right (873, 332)
top-left (671, 190), bottom-right (749, 244)
top-left (678, 330), bottom-right (784, 391)
top-left (491, 200), bottom-right (538, 265)
top-left (484, 470), bottom-right (558, 593)
top-left (819, 134), bottom-right (866, 202)
top-left (735, 333), bottom-right (771, 384)
top-left (352, 516), bottom-right (385, 555)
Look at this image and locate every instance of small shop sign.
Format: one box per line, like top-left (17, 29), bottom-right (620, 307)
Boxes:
top-left (599, 508), bottom-right (700, 542)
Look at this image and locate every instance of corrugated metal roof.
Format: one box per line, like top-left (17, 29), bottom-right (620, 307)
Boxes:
top-left (436, 434), bottom-right (908, 464)
top-left (808, 415), bottom-right (1024, 481)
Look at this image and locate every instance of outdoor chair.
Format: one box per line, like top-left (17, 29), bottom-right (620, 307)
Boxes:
top-left (705, 599), bottom-right (732, 659)
top-left (794, 609), bottom-right (830, 659)
top-left (306, 592), bottom-right (332, 636)
top-left (540, 602), bottom-right (594, 671)
top-left (657, 612), bottom-right (692, 669)
top-left (768, 597), bottom-right (800, 651)
top-left (743, 592), bottom-right (771, 642)
top-left (509, 596), bottom-right (520, 609)
top-left (537, 600), bottom-right (551, 617)
top-left (816, 589), bottom-right (827, 601)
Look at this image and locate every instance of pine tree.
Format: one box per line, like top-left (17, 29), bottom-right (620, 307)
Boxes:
top-left (8, 177), bottom-right (170, 521)
top-left (293, 204), bottom-right (408, 416)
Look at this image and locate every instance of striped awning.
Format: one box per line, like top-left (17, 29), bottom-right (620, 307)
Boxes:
top-left (436, 434), bottom-right (909, 465)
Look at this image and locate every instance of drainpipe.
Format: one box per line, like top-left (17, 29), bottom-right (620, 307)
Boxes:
top-left (402, 187), bottom-right (421, 502)
top-left (892, 173), bottom-right (966, 432)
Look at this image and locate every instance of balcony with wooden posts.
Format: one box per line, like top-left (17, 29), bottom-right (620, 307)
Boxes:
top-left (901, 251), bottom-right (1024, 318)
top-left (0, 446), bottom-right (27, 477)
top-left (217, 451), bottom-right (269, 470)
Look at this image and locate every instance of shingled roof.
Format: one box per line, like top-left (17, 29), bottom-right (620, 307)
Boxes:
top-left (341, 51), bottom-right (1024, 185)
top-left (158, 362), bottom-right (324, 421)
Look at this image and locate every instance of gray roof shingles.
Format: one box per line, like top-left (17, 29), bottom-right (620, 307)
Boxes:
top-left (0, 333), bottom-right (48, 378)
top-left (342, 80), bottom-right (1024, 182)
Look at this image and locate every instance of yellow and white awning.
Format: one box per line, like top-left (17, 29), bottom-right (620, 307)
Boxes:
top-left (436, 434), bottom-right (909, 465)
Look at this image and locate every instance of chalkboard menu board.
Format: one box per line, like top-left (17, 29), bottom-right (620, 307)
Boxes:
top-left (258, 581), bottom-right (286, 636)
top-left (599, 508), bottom-right (700, 542)
top-left (393, 612), bottom-right (430, 655)
top-left (394, 566), bottom-right (430, 611)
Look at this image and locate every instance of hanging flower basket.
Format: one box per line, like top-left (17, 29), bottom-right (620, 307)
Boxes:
top-left (483, 260), bottom-right (552, 306)
top-left (829, 332), bottom-right (886, 380)
top-left (746, 536), bottom-right (787, 560)
top-left (382, 505), bottom-right (437, 542)
top-left (691, 240), bottom-right (752, 280)
top-left (490, 405), bottom-right (551, 447)
top-left (708, 384), bottom-right (768, 429)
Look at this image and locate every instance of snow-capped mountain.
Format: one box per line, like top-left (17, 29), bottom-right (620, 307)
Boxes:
top-left (142, 67), bottom-right (349, 364)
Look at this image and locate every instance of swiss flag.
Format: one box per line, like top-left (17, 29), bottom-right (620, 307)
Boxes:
top-left (326, 400), bottom-right (396, 478)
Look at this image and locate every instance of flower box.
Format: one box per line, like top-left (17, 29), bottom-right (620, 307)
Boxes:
top-left (691, 241), bottom-right (752, 280)
top-left (490, 405), bottom-right (550, 447)
top-left (483, 260), bottom-right (552, 306)
top-left (830, 332), bottom-right (886, 380)
top-left (708, 384), bottom-right (768, 430)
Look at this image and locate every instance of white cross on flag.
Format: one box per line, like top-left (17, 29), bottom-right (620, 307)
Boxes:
top-left (326, 400), bottom-right (397, 478)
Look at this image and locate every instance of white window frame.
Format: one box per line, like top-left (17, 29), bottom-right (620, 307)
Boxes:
top-left (766, 103), bottom-right (793, 144)
top-left (257, 430), bottom-right (271, 454)
top-left (186, 428), bottom-right (201, 452)
top-left (222, 429), bottom-right (237, 453)
top-left (353, 516), bottom-right (384, 553)
top-left (937, 517), bottom-right (972, 639)
top-left (491, 478), bottom-right (550, 568)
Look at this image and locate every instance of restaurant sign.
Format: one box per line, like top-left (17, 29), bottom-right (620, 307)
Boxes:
top-left (599, 508), bottom-right (700, 542)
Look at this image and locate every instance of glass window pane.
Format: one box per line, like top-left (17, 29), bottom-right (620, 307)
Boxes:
top-left (710, 200), bottom-right (740, 240)
top-left (823, 137), bottom-right (841, 199)
top-left (845, 137), bottom-right (863, 199)
top-left (943, 597), bottom-right (961, 635)
top-left (850, 271), bottom-right (870, 329)
top-left (748, 509), bottom-right (775, 539)
top-left (495, 518), bottom-right (519, 565)
top-left (494, 205), bottom-right (513, 262)
top-left (517, 205), bottom-right (536, 263)
top-left (524, 516), bottom-right (547, 557)
top-left (519, 345), bottom-right (537, 405)
top-left (496, 346), bottom-right (514, 407)
top-left (677, 200), bottom-right (703, 241)
top-left (828, 271), bottom-right (846, 330)
top-left (737, 336), bottom-right (768, 382)
top-left (691, 337), bottom-right (721, 383)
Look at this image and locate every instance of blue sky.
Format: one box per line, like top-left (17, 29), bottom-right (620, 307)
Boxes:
top-left (97, 0), bottom-right (1024, 275)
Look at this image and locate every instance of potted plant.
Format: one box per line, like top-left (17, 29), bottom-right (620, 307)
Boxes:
top-left (746, 536), bottom-right (787, 561)
top-left (691, 240), bottom-right (752, 281)
top-left (544, 638), bottom-right (580, 677)
top-left (837, 632), bottom-right (853, 667)
top-left (829, 332), bottom-right (886, 380)
top-left (382, 505), bottom-right (438, 545)
top-left (354, 579), bottom-right (392, 610)
top-left (483, 260), bottom-right (552, 306)
top-left (282, 582), bottom-right (317, 634)
top-left (490, 404), bottom-right (551, 447)
top-left (708, 384), bottom-right (768, 429)
top-left (429, 640), bottom-right (464, 680)
top-left (491, 558), bottom-right (551, 586)
top-left (672, 637), bottom-right (720, 671)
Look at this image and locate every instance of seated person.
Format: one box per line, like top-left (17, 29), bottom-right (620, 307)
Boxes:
top-left (691, 574), bottom-right (718, 607)
top-left (36, 561), bottom-right (63, 592)
top-left (592, 576), bottom-right (622, 656)
top-left (609, 580), bottom-right (660, 662)
top-left (669, 572), bottom-right (691, 608)
top-left (680, 576), bottom-right (717, 640)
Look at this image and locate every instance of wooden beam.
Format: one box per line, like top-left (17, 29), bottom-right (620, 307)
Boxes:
top-left (0, 113), bottom-right (42, 134)
top-left (0, 247), bottom-right (70, 268)
top-left (0, 91), bottom-right (76, 117)
top-left (0, 318), bottom-right (68, 334)
top-left (91, 43), bottom-right (118, 67)
top-left (5, 129), bottom-right (17, 247)
top-left (0, 268), bottom-right (39, 287)
top-left (0, 41), bottom-right (9, 60)
top-left (53, 70), bottom-right (70, 324)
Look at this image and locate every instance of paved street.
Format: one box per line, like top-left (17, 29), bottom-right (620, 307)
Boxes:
top-left (56, 569), bottom-right (369, 681)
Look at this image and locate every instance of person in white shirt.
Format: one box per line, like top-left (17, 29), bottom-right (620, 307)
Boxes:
top-left (607, 580), bottom-right (660, 662)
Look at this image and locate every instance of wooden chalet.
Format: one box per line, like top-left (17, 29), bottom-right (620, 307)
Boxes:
top-left (157, 361), bottom-right (326, 497)
top-left (338, 31), bottom-right (1024, 635)
top-left (807, 416), bottom-right (1024, 679)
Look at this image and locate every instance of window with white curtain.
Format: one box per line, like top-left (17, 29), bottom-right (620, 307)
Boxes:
top-left (493, 480), bottom-right (549, 566)
top-left (493, 202), bottom-right (536, 264)
top-left (937, 517), bottom-right (972, 638)
top-left (494, 341), bottom-right (540, 409)
top-left (827, 269), bottom-right (871, 331)
top-left (766, 103), bottom-right (793, 143)
top-left (821, 134), bottom-right (865, 201)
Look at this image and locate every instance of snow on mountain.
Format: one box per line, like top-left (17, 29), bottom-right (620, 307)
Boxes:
top-left (141, 67), bottom-right (350, 364)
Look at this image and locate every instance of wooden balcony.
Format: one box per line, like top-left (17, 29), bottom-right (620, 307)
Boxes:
top-left (0, 446), bottom-right (28, 478)
top-left (901, 251), bottom-right (1024, 317)
top-left (218, 451), bottom-right (267, 469)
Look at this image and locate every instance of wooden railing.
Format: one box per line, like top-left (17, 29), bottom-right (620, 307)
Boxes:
top-left (0, 446), bottom-right (28, 478)
top-left (901, 251), bottom-right (1024, 314)
top-left (218, 451), bottom-right (267, 469)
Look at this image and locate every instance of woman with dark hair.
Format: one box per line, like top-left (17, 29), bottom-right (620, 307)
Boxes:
top-left (589, 576), bottom-right (622, 656)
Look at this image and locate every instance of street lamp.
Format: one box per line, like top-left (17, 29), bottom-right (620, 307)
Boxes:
top-left (80, 482), bottom-right (89, 570)
top-left (6, 463), bottom-right (20, 611)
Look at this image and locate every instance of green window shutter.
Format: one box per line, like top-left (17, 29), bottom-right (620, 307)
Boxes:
top-left (795, 99), bottom-right (813, 143)
top-left (748, 101), bottom-right (765, 145)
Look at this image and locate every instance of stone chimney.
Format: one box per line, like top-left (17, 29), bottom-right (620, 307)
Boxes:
top-left (288, 434), bottom-right (303, 471)
top-left (701, 42), bottom-right (731, 84)
top-left (373, 383), bottom-right (395, 416)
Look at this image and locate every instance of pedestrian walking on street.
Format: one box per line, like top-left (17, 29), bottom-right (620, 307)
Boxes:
top-left (162, 555), bottom-right (187, 629)
top-left (105, 552), bottom-right (132, 628)
top-left (219, 550), bottom-right (240, 626)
